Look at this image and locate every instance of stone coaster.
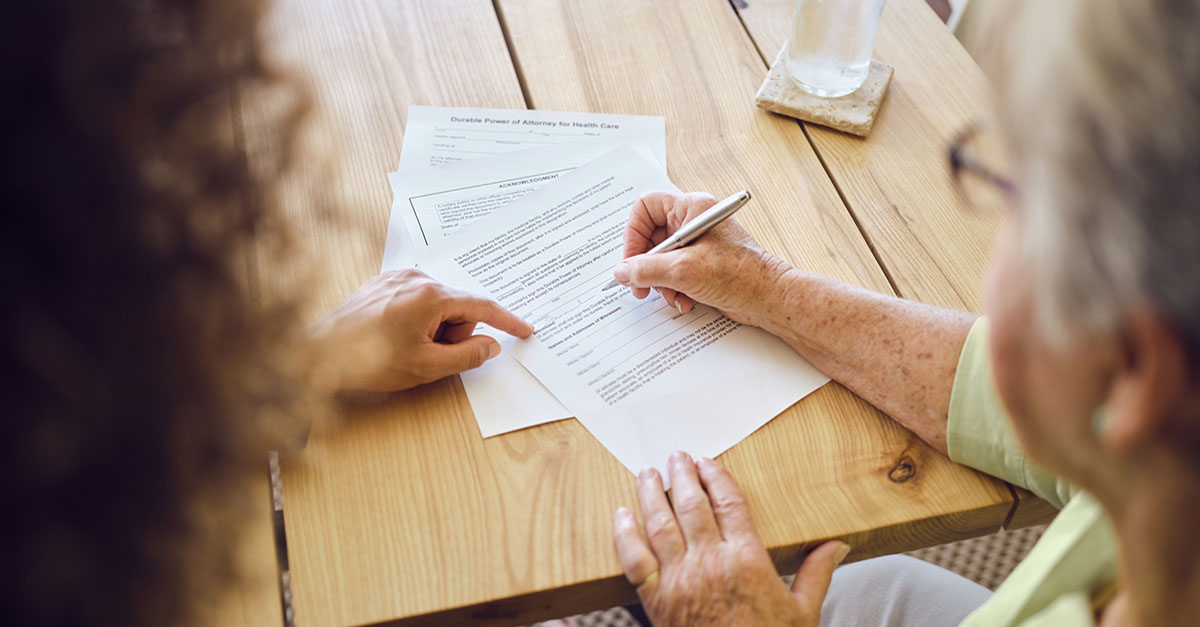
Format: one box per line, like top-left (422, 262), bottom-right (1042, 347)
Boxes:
top-left (755, 47), bottom-right (894, 137)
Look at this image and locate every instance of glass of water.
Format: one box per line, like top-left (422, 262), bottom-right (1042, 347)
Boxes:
top-left (786, 0), bottom-right (886, 98)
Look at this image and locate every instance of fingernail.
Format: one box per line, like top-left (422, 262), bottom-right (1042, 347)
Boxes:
top-left (614, 263), bottom-right (630, 284)
top-left (616, 506), bottom-right (631, 519)
top-left (487, 342), bottom-right (501, 358)
top-left (699, 456), bottom-right (716, 468)
top-left (638, 467), bottom-right (655, 481)
top-left (835, 544), bottom-right (852, 565)
top-left (675, 300), bottom-right (684, 314)
top-left (670, 450), bottom-right (691, 465)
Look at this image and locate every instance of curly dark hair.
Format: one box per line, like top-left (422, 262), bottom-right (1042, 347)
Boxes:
top-left (1, 1), bottom-right (313, 625)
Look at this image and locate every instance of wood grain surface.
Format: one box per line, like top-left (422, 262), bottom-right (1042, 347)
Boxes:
top-left (1007, 489), bottom-right (1060, 530)
top-left (736, 0), bottom-right (1004, 312)
top-left (189, 472), bottom-right (283, 627)
top-left (240, 0), bottom-right (1017, 624)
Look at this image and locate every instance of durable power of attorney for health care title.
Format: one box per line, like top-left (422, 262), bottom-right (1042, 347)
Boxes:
top-left (448, 114), bottom-right (625, 130)
top-left (382, 106), bottom-right (830, 483)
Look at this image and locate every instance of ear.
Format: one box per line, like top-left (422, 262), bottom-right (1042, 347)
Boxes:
top-left (1103, 307), bottom-right (1190, 453)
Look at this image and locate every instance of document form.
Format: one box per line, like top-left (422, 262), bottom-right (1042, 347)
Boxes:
top-left (398, 106), bottom-right (667, 170)
top-left (421, 146), bottom-right (830, 484)
top-left (382, 139), bottom-right (660, 438)
top-left (383, 138), bottom-right (662, 268)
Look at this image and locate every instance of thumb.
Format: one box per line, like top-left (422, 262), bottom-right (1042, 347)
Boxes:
top-left (422, 334), bottom-right (501, 378)
top-left (614, 250), bottom-right (691, 292)
top-left (790, 541), bottom-right (850, 613)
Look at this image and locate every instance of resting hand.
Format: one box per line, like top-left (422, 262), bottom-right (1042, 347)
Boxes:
top-left (613, 451), bottom-right (849, 627)
top-left (612, 192), bottom-right (793, 328)
top-left (309, 269), bottom-right (533, 392)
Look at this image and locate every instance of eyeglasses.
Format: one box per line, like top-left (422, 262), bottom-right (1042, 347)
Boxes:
top-left (949, 119), bottom-right (1018, 214)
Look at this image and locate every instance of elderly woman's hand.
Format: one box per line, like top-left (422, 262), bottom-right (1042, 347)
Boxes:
top-left (612, 192), bottom-right (794, 328)
top-left (309, 268), bottom-right (533, 392)
top-left (614, 451), bottom-right (849, 627)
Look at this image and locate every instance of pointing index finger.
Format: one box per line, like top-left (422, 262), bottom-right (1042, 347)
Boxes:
top-left (446, 296), bottom-right (534, 338)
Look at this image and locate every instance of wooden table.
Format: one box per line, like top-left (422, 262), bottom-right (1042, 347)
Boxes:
top-left (190, 471), bottom-right (284, 627)
top-left (234, 0), bottom-right (1029, 624)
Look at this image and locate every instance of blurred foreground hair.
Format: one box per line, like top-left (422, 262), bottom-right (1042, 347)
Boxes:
top-left (0, 1), bottom-right (314, 624)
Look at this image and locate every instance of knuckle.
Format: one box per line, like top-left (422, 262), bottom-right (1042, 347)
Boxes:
top-left (615, 514), bottom-right (640, 534)
top-left (411, 279), bottom-right (443, 303)
top-left (665, 255), bottom-right (694, 284)
top-left (709, 491), bottom-right (747, 517)
top-left (625, 262), bottom-right (647, 285)
top-left (733, 539), bottom-right (764, 564)
top-left (387, 268), bottom-right (427, 286)
top-left (398, 268), bottom-right (427, 280)
top-left (646, 526), bottom-right (675, 547)
top-left (465, 344), bottom-right (491, 370)
top-left (645, 512), bottom-right (678, 537)
top-left (672, 492), bottom-right (707, 514)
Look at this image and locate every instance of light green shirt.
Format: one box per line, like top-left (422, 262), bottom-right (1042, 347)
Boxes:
top-left (948, 319), bottom-right (1118, 626)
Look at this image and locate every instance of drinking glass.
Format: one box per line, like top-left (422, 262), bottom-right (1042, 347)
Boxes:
top-left (786, 0), bottom-right (886, 98)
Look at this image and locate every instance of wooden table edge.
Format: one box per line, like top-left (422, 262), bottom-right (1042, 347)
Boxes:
top-left (325, 497), bottom-right (1012, 627)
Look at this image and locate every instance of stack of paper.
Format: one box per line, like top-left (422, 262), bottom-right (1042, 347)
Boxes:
top-left (384, 106), bottom-right (829, 482)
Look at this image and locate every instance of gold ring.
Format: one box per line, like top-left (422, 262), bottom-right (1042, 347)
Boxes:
top-left (635, 570), bottom-right (660, 589)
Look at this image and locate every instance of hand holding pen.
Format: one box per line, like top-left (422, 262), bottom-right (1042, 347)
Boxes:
top-left (608, 190), bottom-right (797, 326)
top-left (605, 189), bottom-right (751, 290)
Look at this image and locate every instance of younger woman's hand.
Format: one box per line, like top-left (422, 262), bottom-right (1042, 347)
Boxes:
top-left (309, 269), bottom-right (533, 392)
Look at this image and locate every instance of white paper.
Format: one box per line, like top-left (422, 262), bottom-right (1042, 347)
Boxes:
top-left (421, 146), bottom-right (830, 485)
top-left (380, 140), bottom-right (662, 438)
top-left (398, 106), bottom-right (667, 171)
top-left (383, 138), bottom-right (662, 269)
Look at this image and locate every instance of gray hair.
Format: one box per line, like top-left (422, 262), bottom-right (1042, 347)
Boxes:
top-left (993, 0), bottom-right (1200, 361)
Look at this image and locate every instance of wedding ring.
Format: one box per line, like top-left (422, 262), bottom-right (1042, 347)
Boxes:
top-left (635, 570), bottom-right (660, 589)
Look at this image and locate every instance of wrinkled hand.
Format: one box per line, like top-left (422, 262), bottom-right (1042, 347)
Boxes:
top-left (309, 269), bottom-right (533, 392)
top-left (614, 451), bottom-right (849, 627)
top-left (611, 192), bottom-right (794, 328)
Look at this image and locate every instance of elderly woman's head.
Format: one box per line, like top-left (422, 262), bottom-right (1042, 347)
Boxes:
top-left (977, 0), bottom-right (1200, 493)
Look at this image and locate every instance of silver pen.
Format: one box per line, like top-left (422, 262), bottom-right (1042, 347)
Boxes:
top-left (603, 189), bottom-right (752, 290)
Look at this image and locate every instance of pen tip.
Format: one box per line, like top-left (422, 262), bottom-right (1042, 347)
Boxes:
top-left (603, 280), bottom-right (620, 290)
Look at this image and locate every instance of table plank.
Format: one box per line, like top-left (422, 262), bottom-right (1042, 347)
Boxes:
top-left (496, 0), bottom-right (1012, 601)
top-left (733, 0), bottom-right (1054, 527)
top-left (1007, 490), bottom-right (1059, 530)
top-left (247, 0), bottom-right (528, 318)
top-left (188, 471), bottom-right (283, 627)
top-left (735, 0), bottom-right (1004, 312)
top-left (240, 1), bottom-right (538, 625)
